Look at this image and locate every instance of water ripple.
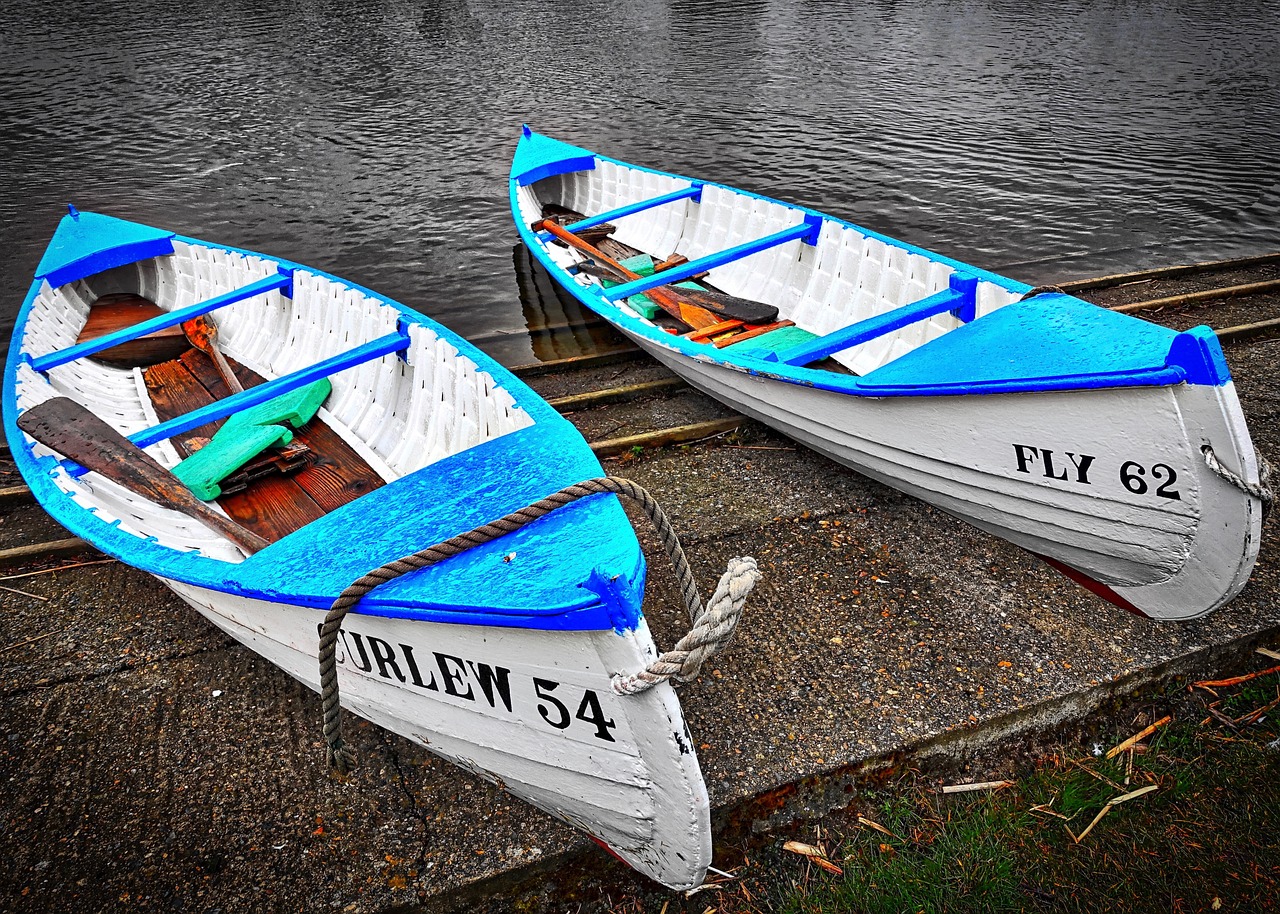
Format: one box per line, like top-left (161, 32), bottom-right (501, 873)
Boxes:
top-left (2, 0), bottom-right (1278, 349)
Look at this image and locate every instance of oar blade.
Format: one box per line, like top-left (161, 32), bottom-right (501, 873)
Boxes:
top-left (19, 397), bottom-right (180, 499)
top-left (16, 397), bottom-right (269, 553)
top-left (182, 315), bottom-right (244, 394)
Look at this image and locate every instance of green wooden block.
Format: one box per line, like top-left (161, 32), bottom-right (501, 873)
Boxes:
top-left (223, 379), bottom-right (332, 433)
top-left (171, 379), bottom-right (332, 501)
top-left (602, 255), bottom-right (663, 320)
top-left (722, 325), bottom-right (820, 360)
top-left (618, 254), bottom-right (655, 276)
top-left (172, 424), bottom-right (293, 500)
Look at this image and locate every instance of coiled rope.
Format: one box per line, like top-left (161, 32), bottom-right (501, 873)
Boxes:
top-left (1203, 446), bottom-right (1274, 520)
top-left (317, 476), bottom-right (760, 774)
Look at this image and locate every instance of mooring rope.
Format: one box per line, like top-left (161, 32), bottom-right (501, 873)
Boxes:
top-left (1202, 446), bottom-right (1274, 520)
top-left (317, 476), bottom-right (760, 774)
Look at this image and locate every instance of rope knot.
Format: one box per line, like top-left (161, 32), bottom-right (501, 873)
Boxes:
top-left (1202, 446), bottom-right (1274, 521)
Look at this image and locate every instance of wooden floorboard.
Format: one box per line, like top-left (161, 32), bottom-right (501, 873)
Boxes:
top-left (177, 351), bottom-right (385, 516)
top-left (144, 350), bottom-right (384, 544)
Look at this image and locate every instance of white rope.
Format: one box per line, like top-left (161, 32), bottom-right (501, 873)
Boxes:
top-left (1202, 445), bottom-right (1274, 517)
top-left (611, 556), bottom-right (760, 695)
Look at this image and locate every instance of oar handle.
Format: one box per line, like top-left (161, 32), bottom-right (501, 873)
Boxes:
top-left (185, 499), bottom-right (270, 552)
top-left (208, 346), bottom-right (245, 394)
top-left (536, 218), bottom-right (640, 279)
top-left (182, 316), bottom-right (244, 394)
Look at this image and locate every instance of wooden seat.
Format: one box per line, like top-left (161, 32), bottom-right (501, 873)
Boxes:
top-left (76, 294), bottom-right (188, 368)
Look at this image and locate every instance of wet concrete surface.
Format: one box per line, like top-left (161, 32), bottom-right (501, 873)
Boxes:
top-left (3, 271), bottom-right (1280, 912)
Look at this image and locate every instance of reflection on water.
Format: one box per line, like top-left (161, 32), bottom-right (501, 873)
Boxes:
top-left (500, 243), bottom-right (628, 366)
top-left (2, 0), bottom-right (1278, 361)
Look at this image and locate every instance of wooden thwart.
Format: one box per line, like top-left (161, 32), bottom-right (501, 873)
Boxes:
top-left (32, 272), bottom-right (292, 372)
top-left (74, 294), bottom-right (188, 368)
top-left (130, 330), bottom-right (408, 451)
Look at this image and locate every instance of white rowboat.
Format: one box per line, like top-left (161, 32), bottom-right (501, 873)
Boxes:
top-left (4, 208), bottom-right (736, 890)
top-left (510, 127), bottom-right (1267, 621)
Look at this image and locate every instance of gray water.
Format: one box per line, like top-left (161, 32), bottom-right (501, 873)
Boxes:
top-left (3, 0), bottom-right (1278, 364)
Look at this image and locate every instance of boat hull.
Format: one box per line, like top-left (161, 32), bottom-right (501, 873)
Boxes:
top-left (6, 210), bottom-right (716, 890)
top-left (626, 330), bottom-right (1260, 620)
top-left (508, 128), bottom-right (1264, 620)
top-left (162, 578), bottom-right (711, 889)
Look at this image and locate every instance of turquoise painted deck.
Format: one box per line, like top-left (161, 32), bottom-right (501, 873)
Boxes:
top-left (238, 424), bottom-right (644, 627)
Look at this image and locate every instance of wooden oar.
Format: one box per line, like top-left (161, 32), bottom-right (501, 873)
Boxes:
top-left (182, 315), bottom-right (244, 394)
top-left (573, 261), bottom-right (779, 324)
top-left (534, 219), bottom-right (774, 329)
top-left (16, 397), bottom-right (270, 554)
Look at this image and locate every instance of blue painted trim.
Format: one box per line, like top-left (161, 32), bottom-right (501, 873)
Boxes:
top-left (31, 271), bottom-right (293, 372)
top-left (553, 183), bottom-right (704, 237)
top-left (1166, 326), bottom-right (1232, 386)
top-left (948, 273), bottom-right (979, 324)
top-left (43, 238), bottom-right (177, 288)
top-left (510, 128), bottom-right (1230, 399)
top-left (772, 272), bottom-right (979, 366)
top-left (128, 329), bottom-right (410, 450)
top-left (602, 215), bottom-right (822, 301)
top-left (36, 209), bottom-right (176, 288)
top-left (512, 125), bottom-right (597, 187)
top-left (516, 128), bottom-right (1028, 296)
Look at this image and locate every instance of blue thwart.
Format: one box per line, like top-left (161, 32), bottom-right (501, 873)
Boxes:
top-left (171, 379), bottom-right (332, 500)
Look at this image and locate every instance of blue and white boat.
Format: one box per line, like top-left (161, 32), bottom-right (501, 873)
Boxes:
top-left (5, 209), bottom-right (718, 890)
top-left (511, 127), bottom-right (1266, 621)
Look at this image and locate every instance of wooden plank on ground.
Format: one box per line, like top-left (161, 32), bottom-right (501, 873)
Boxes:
top-left (546, 378), bottom-right (686, 412)
top-left (590, 417), bottom-right (744, 457)
top-left (509, 348), bottom-right (644, 378)
top-left (1109, 279), bottom-right (1280, 314)
top-left (1058, 252), bottom-right (1280, 292)
top-left (0, 538), bottom-right (95, 570)
top-left (0, 485), bottom-right (34, 509)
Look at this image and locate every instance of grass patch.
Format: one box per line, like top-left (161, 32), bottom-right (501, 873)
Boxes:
top-left (618, 667), bottom-right (1280, 914)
